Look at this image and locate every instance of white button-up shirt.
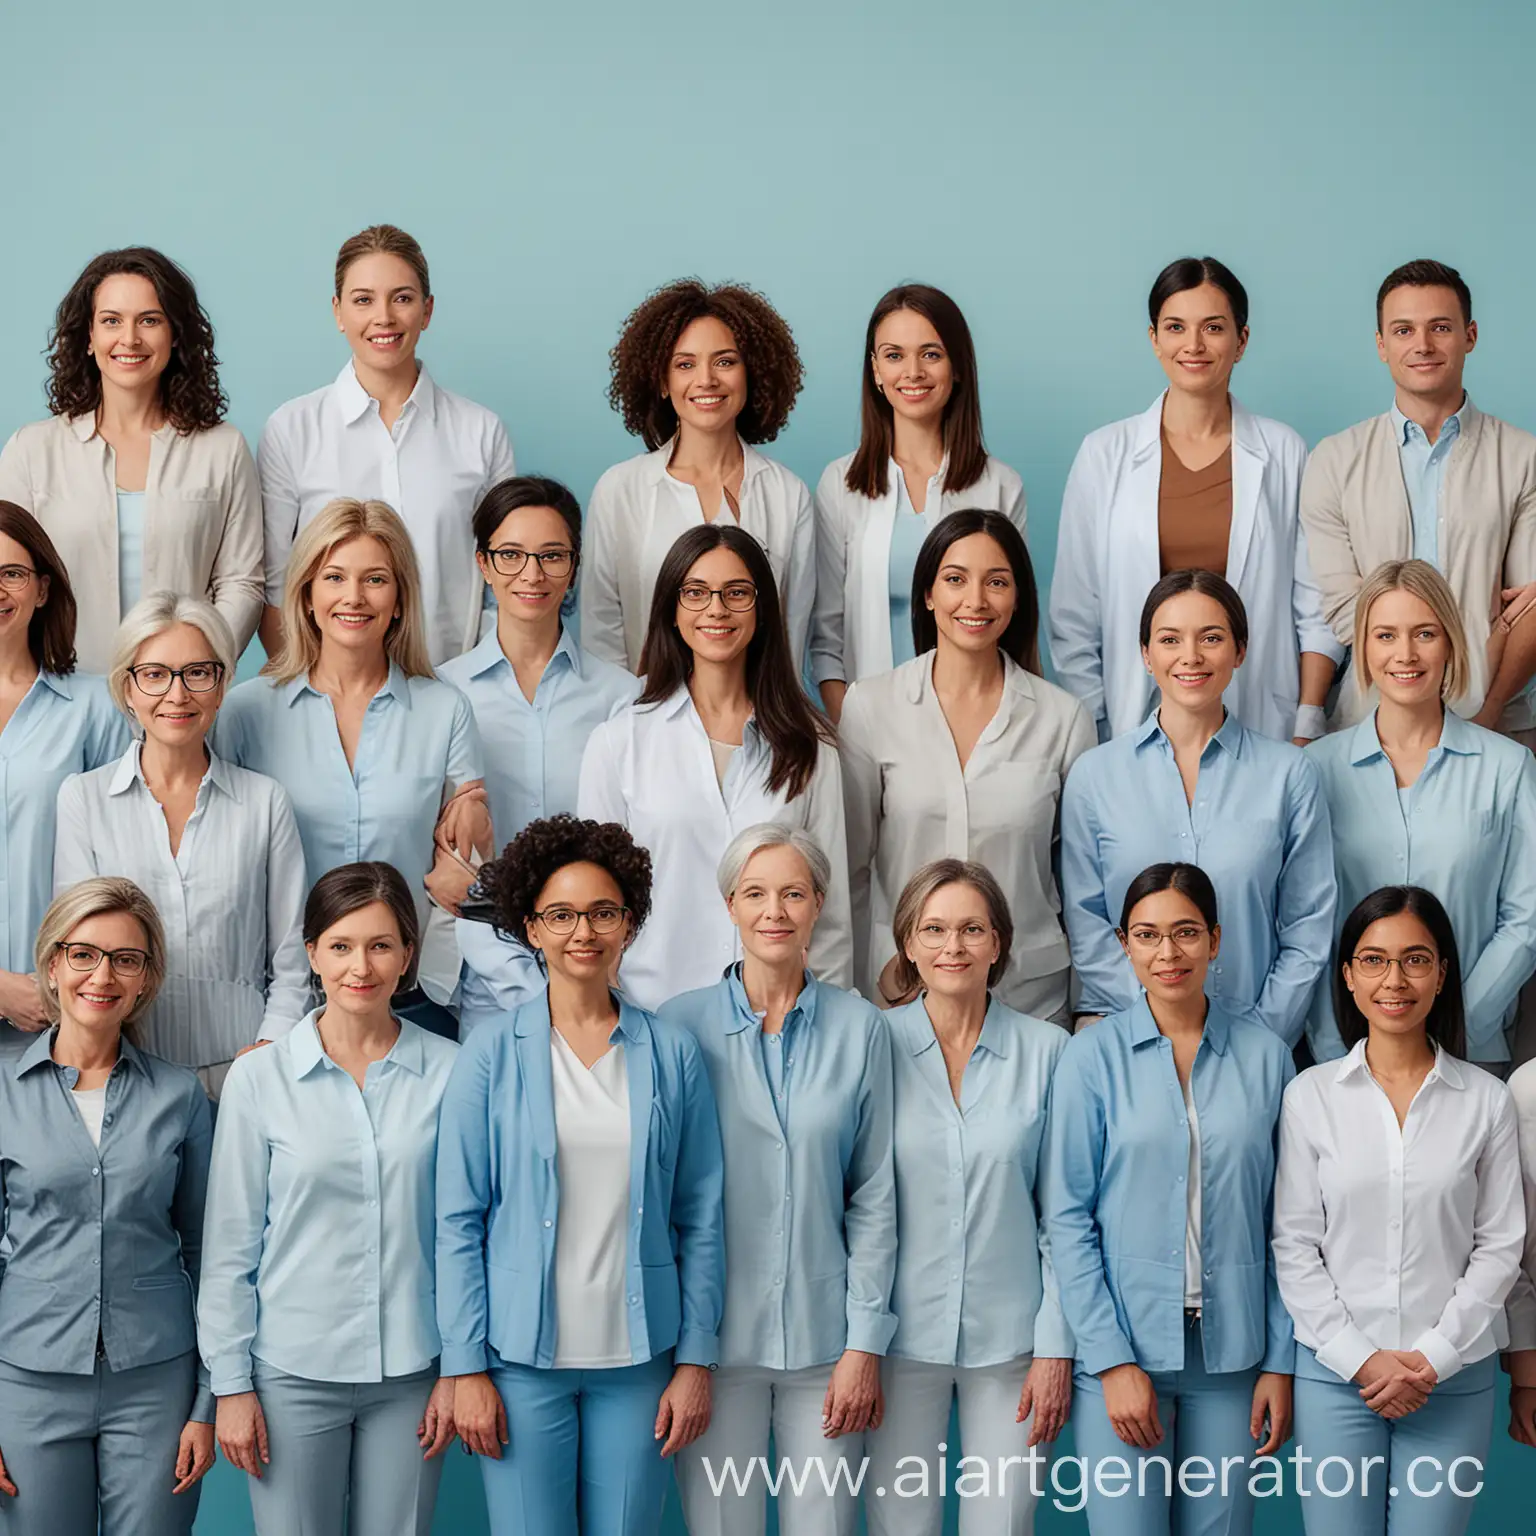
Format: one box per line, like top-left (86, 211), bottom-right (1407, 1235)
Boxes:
top-left (1507, 1058), bottom-right (1536, 1352)
top-left (577, 687), bottom-right (852, 1009)
top-left (258, 363), bottom-right (515, 664)
top-left (579, 439), bottom-right (815, 673)
top-left (1273, 1042), bottom-right (1526, 1384)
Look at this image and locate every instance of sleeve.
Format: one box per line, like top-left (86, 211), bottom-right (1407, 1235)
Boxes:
top-left (781, 475), bottom-right (816, 674)
top-left (1002, 466), bottom-right (1028, 535)
top-left (1502, 436), bottom-right (1536, 589)
top-left (576, 717), bottom-right (629, 827)
top-left (1462, 752), bottom-right (1536, 1056)
top-left (174, 1084), bottom-right (216, 1421)
top-left (1297, 441), bottom-right (1362, 649)
top-left (804, 742), bottom-right (854, 991)
top-left (0, 429), bottom-right (35, 508)
top-left (195, 1062), bottom-right (270, 1398)
top-left (206, 432), bottom-right (265, 659)
top-left (1505, 1072), bottom-right (1536, 1353)
top-left (810, 465), bottom-right (851, 687)
top-left (1247, 756), bottom-right (1336, 1048)
top-left (1029, 1040), bottom-right (1074, 1359)
top-left (52, 774), bottom-right (100, 892)
top-left (258, 789), bottom-right (311, 1041)
top-left (257, 411), bottom-right (301, 609)
top-left (1058, 759), bottom-right (1135, 1018)
top-left (1270, 1079), bottom-right (1376, 1383)
top-left (837, 686), bottom-right (881, 1000)
top-left (577, 472), bottom-right (630, 668)
top-left (842, 1014), bottom-right (898, 1355)
top-left (1039, 1039), bottom-right (1136, 1375)
top-left (1046, 437), bottom-right (1109, 738)
top-left (669, 1031), bottom-right (725, 1367)
top-left (1413, 1088), bottom-right (1528, 1384)
top-left (435, 1032), bottom-right (497, 1376)
top-left (85, 684), bottom-right (133, 768)
top-left (487, 415), bottom-right (517, 485)
top-left (455, 918), bottom-right (547, 1037)
top-left (1262, 1052), bottom-right (1299, 1375)
top-left (1291, 503), bottom-right (1347, 667)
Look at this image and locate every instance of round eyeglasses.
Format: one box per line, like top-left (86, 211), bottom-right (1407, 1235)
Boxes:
top-left (1123, 924), bottom-right (1209, 950)
top-left (1349, 952), bottom-right (1438, 980)
top-left (0, 565), bottom-right (38, 593)
top-left (486, 547), bottom-right (574, 579)
top-left (125, 662), bottom-right (226, 696)
top-left (677, 581), bottom-right (757, 612)
top-left (532, 904), bottom-right (630, 936)
top-left (54, 941), bottom-right (149, 978)
top-left (913, 921), bottom-right (994, 950)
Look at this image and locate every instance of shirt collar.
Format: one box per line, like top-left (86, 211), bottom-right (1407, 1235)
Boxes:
top-left (1133, 707), bottom-right (1245, 760)
top-left (66, 413), bottom-right (176, 444)
top-left (1350, 707), bottom-right (1484, 765)
top-left (511, 988), bottom-right (645, 1046)
top-left (641, 434), bottom-right (767, 488)
top-left (15, 1026), bottom-right (149, 1080)
top-left (289, 1009), bottom-right (429, 1079)
top-left (722, 965), bottom-right (818, 1035)
top-left (1335, 1037), bottom-right (1465, 1090)
top-left (1131, 393), bottom-right (1264, 463)
top-left (1391, 394), bottom-right (1475, 446)
top-left (283, 661), bottom-right (410, 709)
top-left (903, 647), bottom-right (1039, 709)
top-left (107, 741), bottom-right (240, 801)
top-left (35, 670), bottom-right (78, 702)
top-left (1126, 995), bottom-right (1230, 1054)
top-left (332, 361), bottom-right (438, 427)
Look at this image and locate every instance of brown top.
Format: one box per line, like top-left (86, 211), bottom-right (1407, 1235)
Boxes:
top-left (1157, 428), bottom-right (1233, 575)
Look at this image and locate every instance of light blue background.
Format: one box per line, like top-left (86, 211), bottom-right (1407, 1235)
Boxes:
top-left (3, 0), bottom-right (1533, 1529)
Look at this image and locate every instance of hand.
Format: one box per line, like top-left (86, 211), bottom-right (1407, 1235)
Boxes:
top-left (425, 845), bottom-right (478, 917)
top-left (173, 1420), bottom-right (216, 1494)
top-left (417, 1377), bottom-right (457, 1459)
top-left (215, 1392), bottom-right (269, 1478)
top-left (1018, 1357), bottom-right (1071, 1446)
top-left (0, 971), bottom-right (48, 1032)
top-left (1356, 1350), bottom-right (1433, 1417)
top-left (435, 784), bottom-right (493, 864)
top-left (1291, 736), bottom-right (1314, 748)
top-left (1500, 580), bottom-right (1536, 632)
top-left (0, 1442), bottom-right (15, 1497)
top-left (453, 1373), bottom-right (508, 1459)
top-left (875, 956), bottom-right (917, 1011)
top-left (1510, 1385), bottom-right (1536, 1447)
top-left (1099, 1362), bottom-right (1163, 1449)
top-left (1250, 1372), bottom-right (1292, 1455)
top-left (654, 1364), bottom-right (712, 1457)
top-left (822, 1350), bottom-right (881, 1438)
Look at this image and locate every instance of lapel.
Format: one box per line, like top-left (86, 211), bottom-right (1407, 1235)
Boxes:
top-left (513, 997), bottom-right (557, 1162)
top-left (622, 1004), bottom-right (655, 1222)
top-left (1224, 398), bottom-right (1268, 586)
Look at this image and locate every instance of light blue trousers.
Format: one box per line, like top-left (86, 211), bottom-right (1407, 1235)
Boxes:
top-left (1070, 1317), bottom-right (1259, 1536)
top-left (246, 1361), bottom-right (443, 1536)
top-left (480, 1352), bottom-right (674, 1536)
top-left (1290, 1351), bottom-right (1494, 1536)
top-left (0, 1349), bottom-right (201, 1536)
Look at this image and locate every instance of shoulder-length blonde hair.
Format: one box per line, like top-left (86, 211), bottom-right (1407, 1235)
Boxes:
top-left (262, 498), bottom-right (433, 684)
top-left (36, 877), bottom-right (168, 1035)
top-left (1353, 559), bottom-right (1471, 705)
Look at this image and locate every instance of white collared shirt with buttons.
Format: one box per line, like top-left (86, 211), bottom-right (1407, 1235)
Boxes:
top-left (1273, 1040), bottom-right (1526, 1384)
top-left (258, 362), bottom-right (515, 664)
top-left (578, 438), bottom-right (815, 673)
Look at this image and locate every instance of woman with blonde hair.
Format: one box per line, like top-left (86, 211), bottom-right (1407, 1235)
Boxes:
top-left (1305, 559), bottom-right (1536, 1068)
top-left (215, 498), bottom-right (485, 1037)
top-left (0, 877), bottom-right (214, 1534)
top-left (53, 592), bottom-right (308, 1095)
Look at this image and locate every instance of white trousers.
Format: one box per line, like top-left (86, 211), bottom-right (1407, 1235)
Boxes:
top-left (676, 1363), bottom-right (864, 1536)
top-left (864, 1356), bottom-right (1044, 1536)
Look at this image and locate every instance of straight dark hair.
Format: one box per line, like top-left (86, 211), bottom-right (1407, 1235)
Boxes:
top-left (910, 509), bottom-right (1040, 673)
top-left (473, 475), bottom-right (582, 570)
top-left (1376, 259), bottom-right (1473, 330)
top-left (1148, 256), bottom-right (1250, 333)
top-left (846, 284), bottom-right (987, 501)
top-left (637, 524), bottom-right (832, 800)
top-left (1118, 861), bottom-right (1220, 933)
top-left (303, 861), bottom-right (421, 993)
top-left (0, 501), bottom-right (78, 675)
top-left (1138, 568), bottom-right (1250, 654)
top-left (1332, 886), bottom-right (1466, 1058)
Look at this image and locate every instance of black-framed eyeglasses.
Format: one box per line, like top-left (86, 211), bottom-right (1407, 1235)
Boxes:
top-left (531, 904), bottom-right (630, 936)
top-left (125, 661), bottom-right (226, 696)
top-left (0, 565), bottom-right (38, 593)
top-left (1349, 952), bottom-right (1438, 979)
top-left (485, 547), bottom-right (575, 578)
top-left (677, 581), bottom-right (757, 612)
top-left (54, 941), bottom-right (149, 978)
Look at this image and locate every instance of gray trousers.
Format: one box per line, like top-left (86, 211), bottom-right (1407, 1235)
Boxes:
top-left (247, 1361), bottom-right (443, 1536)
top-left (0, 1349), bottom-right (201, 1536)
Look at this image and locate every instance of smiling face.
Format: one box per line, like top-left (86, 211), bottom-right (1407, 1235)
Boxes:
top-left (905, 880), bottom-right (1000, 1005)
top-left (926, 532), bottom-right (1017, 656)
top-left (126, 622), bottom-right (224, 749)
top-left (1149, 281), bottom-right (1248, 400)
top-left (1377, 284), bottom-right (1475, 406)
top-left (1342, 911), bottom-right (1445, 1043)
top-left (306, 900), bottom-right (413, 1020)
top-left (1363, 587), bottom-right (1451, 708)
top-left (1143, 589), bottom-right (1243, 714)
top-left (675, 545), bottom-right (757, 667)
top-left (0, 529), bottom-right (47, 649)
top-left (89, 272), bottom-right (174, 400)
top-left (333, 251), bottom-right (433, 379)
top-left (872, 307), bottom-right (954, 431)
top-left (48, 910), bottom-right (151, 1037)
top-left (477, 504), bottom-right (575, 633)
top-left (665, 315), bottom-right (747, 437)
top-left (309, 534), bottom-right (398, 660)
top-left (1119, 887), bottom-right (1219, 1006)
top-left (728, 843), bottom-right (823, 970)
top-left (525, 861), bottom-right (632, 988)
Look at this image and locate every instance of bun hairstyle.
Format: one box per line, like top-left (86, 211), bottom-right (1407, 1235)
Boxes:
top-left (1147, 256), bottom-right (1249, 332)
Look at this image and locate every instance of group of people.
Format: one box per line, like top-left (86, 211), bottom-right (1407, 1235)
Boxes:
top-left (0, 223), bottom-right (1532, 1536)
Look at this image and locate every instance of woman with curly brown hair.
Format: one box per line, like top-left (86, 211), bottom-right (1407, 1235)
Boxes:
top-left (580, 278), bottom-right (815, 673)
top-left (0, 248), bottom-right (264, 673)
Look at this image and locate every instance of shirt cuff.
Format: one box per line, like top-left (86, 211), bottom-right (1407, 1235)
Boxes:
top-left (191, 1383), bottom-right (216, 1423)
top-left (674, 1326), bottom-right (720, 1370)
top-left (440, 1340), bottom-right (490, 1377)
top-left (1292, 704), bottom-right (1328, 741)
top-left (1411, 1327), bottom-right (1464, 1385)
top-left (1314, 1322), bottom-right (1378, 1384)
top-left (844, 1303), bottom-right (898, 1358)
top-left (1506, 1277), bottom-right (1536, 1353)
top-left (809, 654), bottom-right (845, 687)
top-left (1032, 1300), bottom-right (1075, 1361)
top-left (1079, 1331), bottom-right (1139, 1379)
top-left (209, 1360), bottom-right (255, 1398)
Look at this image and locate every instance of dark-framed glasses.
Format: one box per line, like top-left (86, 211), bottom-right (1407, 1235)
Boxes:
top-left (55, 941), bottom-right (149, 978)
top-left (486, 547), bottom-right (575, 578)
top-left (913, 920), bottom-right (994, 950)
top-left (1349, 952), bottom-right (1438, 980)
top-left (677, 581), bottom-right (757, 612)
top-left (531, 904), bottom-right (630, 936)
top-left (0, 565), bottom-right (38, 593)
top-left (126, 661), bottom-right (226, 696)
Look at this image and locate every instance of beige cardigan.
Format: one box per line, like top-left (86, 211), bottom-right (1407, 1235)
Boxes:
top-left (0, 413), bottom-right (263, 672)
top-left (1299, 402), bottom-right (1536, 728)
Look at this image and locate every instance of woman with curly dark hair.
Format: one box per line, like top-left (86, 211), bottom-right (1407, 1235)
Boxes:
top-left (437, 814), bottom-right (724, 1536)
top-left (579, 278), bottom-right (815, 673)
top-left (0, 248), bottom-right (263, 673)
top-left (579, 524), bottom-right (852, 1008)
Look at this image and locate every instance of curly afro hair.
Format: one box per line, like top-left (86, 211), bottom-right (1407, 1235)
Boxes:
top-left (608, 278), bottom-right (804, 449)
top-left (476, 815), bottom-right (653, 943)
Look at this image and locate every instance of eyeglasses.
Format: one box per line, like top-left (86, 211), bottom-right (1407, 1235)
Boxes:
top-left (1349, 952), bottom-right (1439, 979)
top-left (678, 581), bottom-right (757, 612)
top-left (913, 921), bottom-right (994, 950)
top-left (0, 565), bottom-right (37, 593)
top-left (125, 661), bottom-right (226, 695)
top-left (485, 547), bottom-right (574, 579)
top-left (54, 941), bottom-right (149, 978)
top-left (532, 904), bottom-right (630, 936)
top-left (1122, 924), bottom-right (1210, 950)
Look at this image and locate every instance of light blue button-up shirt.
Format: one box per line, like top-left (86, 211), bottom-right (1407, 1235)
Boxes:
top-left (436, 993), bottom-right (724, 1375)
top-left (1392, 397), bottom-right (1471, 566)
top-left (0, 671), bottom-right (128, 979)
top-left (658, 970), bottom-right (896, 1371)
top-left (198, 1011), bottom-right (459, 1395)
top-left (1305, 709), bottom-right (1536, 1065)
top-left (886, 996), bottom-right (1071, 1368)
top-left (1060, 711), bottom-right (1335, 1046)
top-left (0, 1029), bottom-right (212, 1416)
top-left (1042, 999), bottom-right (1295, 1378)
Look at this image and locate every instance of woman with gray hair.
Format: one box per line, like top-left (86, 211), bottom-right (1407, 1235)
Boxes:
top-left (0, 877), bottom-right (214, 1533)
top-left (659, 823), bottom-right (896, 1536)
top-left (53, 592), bottom-right (307, 1095)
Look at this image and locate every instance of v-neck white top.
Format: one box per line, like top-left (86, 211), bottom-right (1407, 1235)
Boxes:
top-left (1182, 1075), bottom-right (1203, 1308)
top-left (550, 1030), bottom-right (632, 1369)
top-left (71, 1083), bottom-right (108, 1147)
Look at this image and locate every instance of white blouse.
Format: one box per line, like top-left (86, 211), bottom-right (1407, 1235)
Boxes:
top-left (578, 439), bottom-right (815, 673)
top-left (1273, 1042), bottom-right (1526, 1384)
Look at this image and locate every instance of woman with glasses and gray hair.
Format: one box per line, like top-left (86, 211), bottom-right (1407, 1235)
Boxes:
top-left (0, 876), bottom-right (214, 1534)
top-left (659, 822), bottom-right (895, 1536)
top-left (53, 592), bottom-right (307, 1096)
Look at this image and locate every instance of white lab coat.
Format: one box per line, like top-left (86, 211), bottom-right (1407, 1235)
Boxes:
top-left (1047, 394), bottom-right (1343, 743)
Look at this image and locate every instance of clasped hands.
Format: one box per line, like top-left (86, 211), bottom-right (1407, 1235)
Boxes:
top-left (1354, 1348), bottom-right (1438, 1419)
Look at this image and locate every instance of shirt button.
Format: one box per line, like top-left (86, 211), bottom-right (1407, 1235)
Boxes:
top-left (773, 1276), bottom-right (783, 1286)
top-left (951, 1218), bottom-right (960, 1227)
top-left (637, 1206), bottom-right (643, 1216)
top-left (544, 1220), bottom-right (552, 1228)
top-left (774, 1143), bottom-right (783, 1152)
top-left (629, 1295), bottom-right (638, 1305)
top-left (91, 1167), bottom-right (100, 1177)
